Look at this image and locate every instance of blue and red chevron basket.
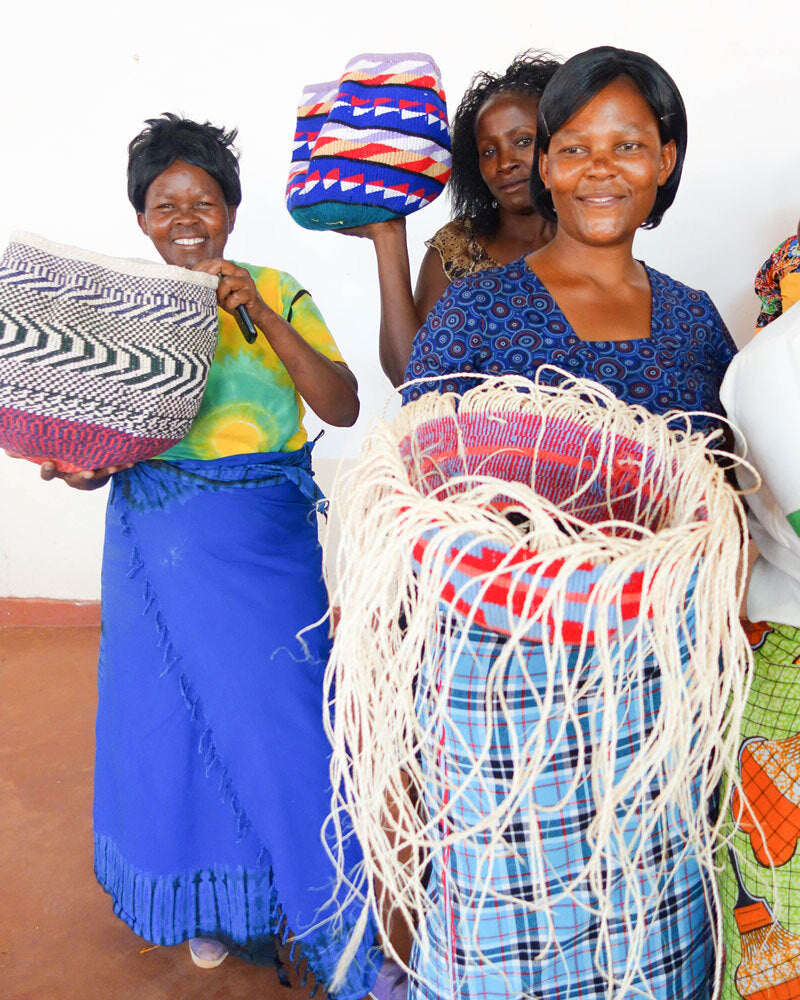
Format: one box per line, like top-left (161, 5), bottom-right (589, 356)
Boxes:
top-left (286, 52), bottom-right (451, 230)
top-left (0, 232), bottom-right (219, 472)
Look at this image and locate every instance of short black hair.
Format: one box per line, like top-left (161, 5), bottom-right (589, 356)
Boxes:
top-left (127, 112), bottom-right (242, 212)
top-left (449, 51), bottom-right (561, 236)
top-left (530, 46), bottom-right (687, 230)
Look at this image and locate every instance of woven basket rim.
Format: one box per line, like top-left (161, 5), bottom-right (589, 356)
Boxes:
top-left (6, 231), bottom-right (220, 291)
top-left (299, 80), bottom-right (340, 96)
top-left (342, 51), bottom-right (443, 81)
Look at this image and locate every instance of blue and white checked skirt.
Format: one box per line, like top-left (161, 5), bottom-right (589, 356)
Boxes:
top-left (410, 622), bottom-right (713, 1000)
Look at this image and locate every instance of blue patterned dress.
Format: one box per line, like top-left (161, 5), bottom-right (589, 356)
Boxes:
top-left (403, 257), bottom-right (735, 435)
top-left (400, 258), bottom-right (736, 1000)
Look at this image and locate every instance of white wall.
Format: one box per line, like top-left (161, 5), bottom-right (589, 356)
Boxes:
top-left (0, 0), bottom-right (795, 598)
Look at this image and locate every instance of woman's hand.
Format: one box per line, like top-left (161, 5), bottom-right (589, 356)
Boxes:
top-left (338, 218), bottom-right (406, 242)
top-left (193, 259), bottom-right (359, 427)
top-left (3, 448), bottom-right (132, 490)
top-left (39, 461), bottom-right (133, 490)
top-left (192, 258), bottom-right (266, 320)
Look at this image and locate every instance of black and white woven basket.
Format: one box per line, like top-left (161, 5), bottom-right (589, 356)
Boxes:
top-left (0, 231), bottom-right (219, 472)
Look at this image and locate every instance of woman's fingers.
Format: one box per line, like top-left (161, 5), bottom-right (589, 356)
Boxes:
top-left (219, 284), bottom-right (254, 312)
top-left (217, 275), bottom-right (261, 316)
top-left (191, 259), bottom-right (260, 315)
top-left (191, 257), bottom-right (228, 276)
top-left (338, 225), bottom-right (374, 238)
top-left (39, 460), bottom-right (130, 490)
top-left (338, 220), bottom-right (405, 240)
top-left (193, 258), bottom-right (248, 282)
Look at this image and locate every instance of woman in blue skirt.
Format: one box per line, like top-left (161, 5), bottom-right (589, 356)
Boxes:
top-left (43, 113), bottom-right (381, 995)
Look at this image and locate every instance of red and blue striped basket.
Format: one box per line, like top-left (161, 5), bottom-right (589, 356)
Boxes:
top-left (287, 52), bottom-right (451, 231)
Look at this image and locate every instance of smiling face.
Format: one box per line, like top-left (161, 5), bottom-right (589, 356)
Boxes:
top-left (475, 91), bottom-right (540, 215)
top-left (539, 76), bottom-right (676, 247)
top-left (136, 160), bottom-right (236, 267)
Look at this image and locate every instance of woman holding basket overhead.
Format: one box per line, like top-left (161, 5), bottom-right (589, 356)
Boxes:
top-left (341, 51), bottom-right (560, 385)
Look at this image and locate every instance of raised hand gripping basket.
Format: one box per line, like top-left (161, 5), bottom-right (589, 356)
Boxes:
top-left (287, 52), bottom-right (451, 230)
top-left (0, 232), bottom-right (219, 472)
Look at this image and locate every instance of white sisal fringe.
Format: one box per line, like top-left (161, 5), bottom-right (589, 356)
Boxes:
top-left (322, 371), bottom-right (753, 1000)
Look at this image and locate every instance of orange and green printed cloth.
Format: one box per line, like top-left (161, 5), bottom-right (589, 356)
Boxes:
top-left (718, 621), bottom-right (800, 1000)
top-left (754, 235), bottom-right (800, 332)
top-left (161, 263), bottom-right (344, 461)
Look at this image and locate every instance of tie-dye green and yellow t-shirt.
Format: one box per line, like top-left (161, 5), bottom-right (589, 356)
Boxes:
top-left (161, 263), bottom-right (345, 461)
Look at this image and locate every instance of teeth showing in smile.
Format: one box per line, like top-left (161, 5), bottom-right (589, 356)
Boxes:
top-left (581, 196), bottom-right (619, 206)
top-left (174, 237), bottom-right (205, 246)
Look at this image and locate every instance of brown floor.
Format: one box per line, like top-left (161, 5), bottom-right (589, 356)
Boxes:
top-left (0, 627), bottom-right (318, 1000)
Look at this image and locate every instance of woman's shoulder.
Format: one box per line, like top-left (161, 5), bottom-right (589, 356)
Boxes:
top-left (426, 218), bottom-right (471, 246)
top-left (232, 260), bottom-right (291, 286)
top-left (232, 261), bottom-right (307, 311)
top-left (425, 218), bottom-right (495, 281)
top-left (766, 234), bottom-right (799, 271)
top-left (646, 265), bottom-right (736, 363)
top-left (432, 256), bottom-right (538, 307)
top-left (645, 264), bottom-right (720, 317)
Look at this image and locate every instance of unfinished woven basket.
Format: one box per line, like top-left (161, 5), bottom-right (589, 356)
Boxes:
top-left (323, 374), bottom-right (751, 999)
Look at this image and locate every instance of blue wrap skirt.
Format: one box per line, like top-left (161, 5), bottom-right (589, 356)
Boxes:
top-left (93, 447), bottom-right (379, 997)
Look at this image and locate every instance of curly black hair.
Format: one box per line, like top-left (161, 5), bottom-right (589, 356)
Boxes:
top-left (448, 51), bottom-right (561, 237)
top-left (127, 112), bottom-right (241, 212)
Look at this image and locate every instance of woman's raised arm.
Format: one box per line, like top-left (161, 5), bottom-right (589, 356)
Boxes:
top-left (341, 219), bottom-right (449, 386)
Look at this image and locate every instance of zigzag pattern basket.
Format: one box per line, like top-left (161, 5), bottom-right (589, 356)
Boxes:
top-left (0, 231), bottom-right (219, 472)
top-left (287, 52), bottom-right (451, 230)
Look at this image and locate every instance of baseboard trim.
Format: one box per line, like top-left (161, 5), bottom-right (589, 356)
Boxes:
top-left (0, 598), bottom-right (101, 628)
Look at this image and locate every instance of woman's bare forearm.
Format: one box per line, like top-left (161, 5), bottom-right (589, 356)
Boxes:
top-left (371, 220), bottom-right (427, 386)
top-left (252, 303), bottom-right (359, 426)
top-left (338, 219), bottom-right (451, 386)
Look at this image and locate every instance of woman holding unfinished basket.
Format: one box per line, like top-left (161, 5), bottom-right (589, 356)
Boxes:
top-left (405, 46), bottom-right (734, 429)
top-left (375, 46), bottom-right (737, 1000)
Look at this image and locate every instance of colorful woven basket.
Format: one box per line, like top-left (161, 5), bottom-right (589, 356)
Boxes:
top-left (285, 79), bottom-right (340, 221)
top-left (324, 377), bottom-right (746, 1000)
top-left (400, 406), bottom-right (690, 644)
top-left (286, 52), bottom-right (451, 231)
top-left (0, 231), bottom-right (219, 473)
